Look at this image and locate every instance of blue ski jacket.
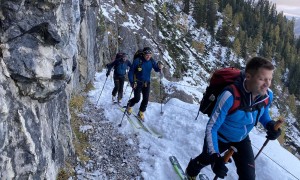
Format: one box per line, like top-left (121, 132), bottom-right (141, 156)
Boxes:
top-left (128, 57), bottom-right (160, 84)
top-left (206, 72), bottom-right (273, 154)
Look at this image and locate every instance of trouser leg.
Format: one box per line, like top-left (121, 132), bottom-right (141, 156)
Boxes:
top-left (186, 138), bottom-right (211, 176)
top-left (128, 82), bottom-right (142, 107)
top-left (232, 136), bottom-right (255, 180)
top-left (186, 137), bottom-right (231, 177)
top-left (112, 77), bottom-right (119, 96)
top-left (117, 77), bottom-right (125, 99)
top-left (139, 82), bottom-right (150, 112)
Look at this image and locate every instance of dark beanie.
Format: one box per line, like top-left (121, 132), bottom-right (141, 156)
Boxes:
top-left (143, 47), bottom-right (152, 54)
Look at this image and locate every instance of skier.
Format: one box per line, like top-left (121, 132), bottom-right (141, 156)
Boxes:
top-left (185, 57), bottom-right (282, 180)
top-left (126, 47), bottom-right (164, 120)
top-left (106, 53), bottom-right (131, 103)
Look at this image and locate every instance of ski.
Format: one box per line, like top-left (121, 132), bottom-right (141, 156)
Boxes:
top-left (130, 111), bottom-right (163, 138)
top-left (199, 174), bottom-right (209, 180)
top-left (118, 107), bottom-right (141, 129)
top-left (169, 156), bottom-right (188, 180)
top-left (119, 105), bottom-right (162, 138)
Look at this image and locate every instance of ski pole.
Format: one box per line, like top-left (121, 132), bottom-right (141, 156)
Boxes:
top-left (213, 146), bottom-right (237, 180)
top-left (254, 118), bottom-right (284, 160)
top-left (195, 94), bottom-right (215, 120)
top-left (118, 88), bottom-right (134, 127)
top-left (95, 76), bottom-right (108, 107)
top-left (195, 106), bottom-right (201, 120)
top-left (159, 71), bottom-right (164, 115)
top-left (124, 81), bottom-right (129, 95)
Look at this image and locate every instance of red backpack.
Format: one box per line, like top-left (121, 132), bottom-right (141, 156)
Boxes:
top-left (199, 67), bottom-right (269, 117)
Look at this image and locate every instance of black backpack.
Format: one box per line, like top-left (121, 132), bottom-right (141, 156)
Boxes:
top-left (133, 49), bottom-right (144, 60)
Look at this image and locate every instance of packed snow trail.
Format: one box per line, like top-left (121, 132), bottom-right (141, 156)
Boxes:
top-left (85, 70), bottom-right (300, 180)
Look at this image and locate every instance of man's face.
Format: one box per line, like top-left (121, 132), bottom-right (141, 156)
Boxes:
top-left (122, 55), bottom-right (127, 61)
top-left (144, 53), bottom-right (152, 60)
top-left (246, 68), bottom-right (273, 97)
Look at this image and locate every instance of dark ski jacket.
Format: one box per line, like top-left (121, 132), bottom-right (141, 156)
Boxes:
top-left (107, 58), bottom-right (131, 77)
top-left (205, 72), bottom-right (273, 154)
top-left (128, 56), bottom-right (160, 84)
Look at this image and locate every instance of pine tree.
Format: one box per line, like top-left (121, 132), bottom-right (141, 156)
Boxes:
top-left (183, 0), bottom-right (190, 14)
top-left (206, 0), bottom-right (217, 35)
top-left (193, 0), bottom-right (207, 28)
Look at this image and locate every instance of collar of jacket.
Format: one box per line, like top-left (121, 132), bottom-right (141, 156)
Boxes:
top-left (234, 71), bottom-right (268, 105)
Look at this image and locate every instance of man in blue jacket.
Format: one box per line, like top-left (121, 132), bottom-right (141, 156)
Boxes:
top-left (126, 47), bottom-right (163, 120)
top-left (106, 53), bottom-right (131, 103)
top-left (185, 57), bottom-right (282, 180)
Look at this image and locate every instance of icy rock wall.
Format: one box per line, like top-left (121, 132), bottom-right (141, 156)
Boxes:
top-left (0, 0), bottom-right (101, 178)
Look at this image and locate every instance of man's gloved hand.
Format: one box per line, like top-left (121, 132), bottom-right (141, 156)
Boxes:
top-left (266, 120), bottom-right (282, 140)
top-left (106, 72), bottom-right (109, 77)
top-left (131, 82), bottom-right (137, 89)
top-left (210, 153), bottom-right (228, 179)
top-left (158, 61), bottom-right (164, 70)
top-left (158, 64), bottom-right (164, 70)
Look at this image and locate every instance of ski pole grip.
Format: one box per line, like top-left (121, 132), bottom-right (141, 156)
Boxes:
top-left (223, 146), bottom-right (237, 163)
top-left (274, 117), bottom-right (284, 131)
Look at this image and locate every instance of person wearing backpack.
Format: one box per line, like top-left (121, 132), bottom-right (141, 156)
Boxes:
top-left (106, 53), bottom-right (131, 103)
top-left (126, 47), bottom-right (164, 120)
top-left (185, 57), bottom-right (282, 180)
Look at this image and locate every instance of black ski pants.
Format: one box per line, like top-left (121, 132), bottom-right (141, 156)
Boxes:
top-left (112, 76), bottom-right (125, 99)
top-left (128, 81), bottom-right (150, 112)
top-left (186, 136), bottom-right (255, 180)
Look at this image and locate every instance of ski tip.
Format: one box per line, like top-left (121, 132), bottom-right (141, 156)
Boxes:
top-left (169, 155), bottom-right (176, 160)
top-left (199, 174), bottom-right (209, 180)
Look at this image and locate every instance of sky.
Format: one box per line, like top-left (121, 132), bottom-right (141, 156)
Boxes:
top-left (86, 70), bottom-right (300, 180)
top-left (268, 0), bottom-right (300, 18)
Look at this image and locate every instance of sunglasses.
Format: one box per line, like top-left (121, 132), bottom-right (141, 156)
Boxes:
top-left (144, 50), bottom-right (152, 54)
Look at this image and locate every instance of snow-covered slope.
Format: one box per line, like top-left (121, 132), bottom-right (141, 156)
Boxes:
top-left (87, 71), bottom-right (300, 179)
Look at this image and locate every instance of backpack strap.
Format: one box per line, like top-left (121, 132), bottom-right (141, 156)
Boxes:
top-left (135, 58), bottom-right (155, 73)
top-left (228, 84), bottom-right (241, 114)
top-left (136, 58), bottom-right (143, 73)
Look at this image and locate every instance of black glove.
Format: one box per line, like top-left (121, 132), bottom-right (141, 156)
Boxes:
top-left (210, 153), bottom-right (228, 179)
top-left (266, 120), bottom-right (282, 140)
top-left (106, 72), bottom-right (109, 77)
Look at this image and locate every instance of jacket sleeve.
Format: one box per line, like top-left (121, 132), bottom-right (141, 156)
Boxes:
top-left (205, 90), bottom-right (234, 154)
top-left (106, 60), bottom-right (117, 74)
top-left (151, 58), bottom-right (161, 72)
top-left (259, 90), bottom-right (273, 128)
top-left (127, 60), bottom-right (132, 70)
top-left (128, 59), bottom-right (137, 84)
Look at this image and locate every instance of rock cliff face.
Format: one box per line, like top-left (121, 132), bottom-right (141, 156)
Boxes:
top-left (0, 0), bottom-right (101, 178)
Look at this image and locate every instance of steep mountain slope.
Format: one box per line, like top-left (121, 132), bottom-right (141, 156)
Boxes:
top-left (99, 0), bottom-right (300, 159)
top-left (295, 18), bottom-right (300, 37)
